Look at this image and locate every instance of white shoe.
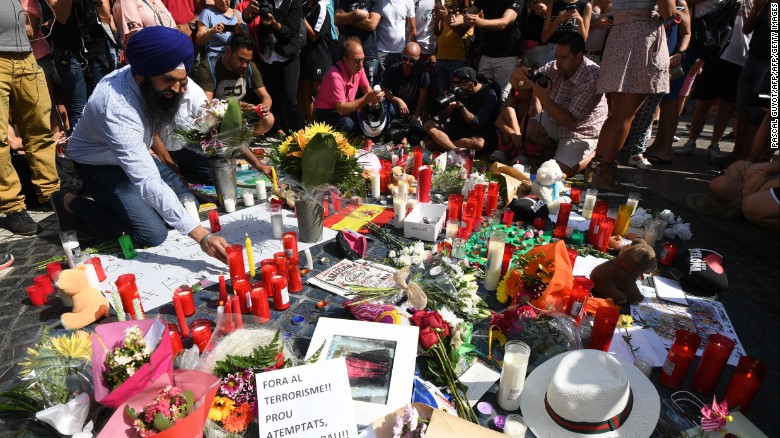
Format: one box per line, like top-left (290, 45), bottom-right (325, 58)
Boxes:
top-left (628, 154), bottom-right (652, 169)
top-left (673, 136), bottom-right (680, 142)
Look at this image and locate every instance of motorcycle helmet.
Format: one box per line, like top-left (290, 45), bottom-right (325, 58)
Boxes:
top-left (358, 102), bottom-right (387, 138)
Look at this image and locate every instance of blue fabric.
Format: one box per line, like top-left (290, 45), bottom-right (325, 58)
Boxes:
top-left (71, 159), bottom-right (194, 247)
top-left (125, 26), bottom-right (195, 76)
top-left (314, 108), bottom-right (356, 133)
top-left (53, 48), bottom-right (113, 129)
top-left (198, 8), bottom-right (242, 58)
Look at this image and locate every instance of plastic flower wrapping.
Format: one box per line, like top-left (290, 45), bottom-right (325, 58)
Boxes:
top-left (125, 384), bottom-right (194, 437)
top-left (177, 97), bottom-right (255, 158)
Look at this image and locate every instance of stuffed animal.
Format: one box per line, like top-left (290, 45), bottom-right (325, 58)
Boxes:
top-left (530, 159), bottom-right (571, 214)
top-left (590, 239), bottom-right (657, 305)
top-left (56, 265), bottom-right (110, 330)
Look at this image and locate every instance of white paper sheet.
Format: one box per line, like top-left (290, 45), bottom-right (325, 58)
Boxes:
top-left (458, 361), bottom-right (501, 407)
top-left (572, 255), bottom-right (609, 277)
top-left (100, 204), bottom-right (337, 311)
top-left (609, 326), bottom-right (669, 366)
top-left (652, 276), bottom-right (689, 306)
top-left (548, 211), bottom-right (590, 231)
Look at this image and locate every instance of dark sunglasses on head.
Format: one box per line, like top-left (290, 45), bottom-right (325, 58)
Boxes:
top-left (401, 54), bottom-right (419, 63)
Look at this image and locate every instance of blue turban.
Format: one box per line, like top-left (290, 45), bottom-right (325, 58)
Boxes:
top-left (125, 27), bottom-right (194, 77)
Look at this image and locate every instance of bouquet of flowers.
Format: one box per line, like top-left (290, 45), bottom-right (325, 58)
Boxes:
top-left (495, 251), bottom-right (555, 305)
top-left (125, 385), bottom-right (195, 437)
top-left (177, 97), bottom-right (255, 158)
top-left (266, 122), bottom-right (365, 194)
top-left (103, 326), bottom-right (152, 390)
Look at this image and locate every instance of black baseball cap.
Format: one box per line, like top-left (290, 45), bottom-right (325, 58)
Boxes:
top-left (452, 66), bottom-right (477, 84)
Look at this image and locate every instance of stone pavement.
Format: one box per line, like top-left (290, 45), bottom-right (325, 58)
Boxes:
top-left (1, 120), bottom-right (778, 436)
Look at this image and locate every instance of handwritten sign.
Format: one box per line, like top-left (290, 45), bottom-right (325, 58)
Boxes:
top-left (256, 358), bottom-right (358, 438)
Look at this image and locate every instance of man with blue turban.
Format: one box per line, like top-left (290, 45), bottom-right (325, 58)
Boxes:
top-left (50, 27), bottom-right (229, 263)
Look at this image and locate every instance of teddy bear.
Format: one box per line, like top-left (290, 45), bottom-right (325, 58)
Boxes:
top-left (590, 239), bottom-right (657, 305)
top-left (530, 159), bottom-right (571, 214)
top-left (56, 265), bottom-right (110, 330)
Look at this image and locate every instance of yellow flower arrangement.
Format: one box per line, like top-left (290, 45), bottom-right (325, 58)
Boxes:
top-left (496, 270), bottom-right (523, 304)
top-left (208, 396), bottom-right (235, 422)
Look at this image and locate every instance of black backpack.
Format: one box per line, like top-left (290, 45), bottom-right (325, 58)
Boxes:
top-left (691, 0), bottom-right (741, 61)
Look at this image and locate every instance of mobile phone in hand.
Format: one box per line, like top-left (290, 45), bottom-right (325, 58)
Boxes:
top-left (223, 24), bottom-right (236, 32)
top-left (564, 4), bottom-right (578, 11)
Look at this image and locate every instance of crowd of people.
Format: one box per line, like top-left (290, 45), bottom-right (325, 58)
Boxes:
top-left (0, 0), bottom-right (776, 252)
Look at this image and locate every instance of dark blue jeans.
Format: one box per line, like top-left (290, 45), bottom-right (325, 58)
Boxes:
top-left (53, 48), bottom-right (114, 130)
top-left (314, 108), bottom-right (357, 133)
top-left (364, 57), bottom-right (381, 88)
top-left (71, 158), bottom-right (194, 247)
top-left (171, 148), bottom-right (214, 185)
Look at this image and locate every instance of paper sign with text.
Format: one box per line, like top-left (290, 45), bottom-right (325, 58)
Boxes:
top-left (256, 357), bottom-right (358, 438)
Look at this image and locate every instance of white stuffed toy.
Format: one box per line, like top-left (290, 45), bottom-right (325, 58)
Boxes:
top-left (530, 159), bottom-right (571, 214)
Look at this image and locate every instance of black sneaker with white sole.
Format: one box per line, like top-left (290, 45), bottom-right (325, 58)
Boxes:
top-left (5, 210), bottom-right (39, 236)
top-left (0, 253), bottom-right (13, 271)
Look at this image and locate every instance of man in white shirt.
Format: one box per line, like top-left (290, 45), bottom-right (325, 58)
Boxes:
top-left (375, 0), bottom-right (417, 72)
top-left (50, 27), bottom-right (229, 262)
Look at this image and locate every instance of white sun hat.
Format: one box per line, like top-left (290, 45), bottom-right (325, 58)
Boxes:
top-left (520, 350), bottom-right (660, 437)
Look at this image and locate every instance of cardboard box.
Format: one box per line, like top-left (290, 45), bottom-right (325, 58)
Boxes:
top-left (404, 203), bottom-right (446, 242)
top-left (368, 403), bottom-right (505, 438)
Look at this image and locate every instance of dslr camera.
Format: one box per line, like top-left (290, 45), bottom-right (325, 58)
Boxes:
top-left (257, 0), bottom-right (274, 19)
top-left (436, 86), bottom-right (467, 109)
top-left (527, 69), bottom-right (551, 88)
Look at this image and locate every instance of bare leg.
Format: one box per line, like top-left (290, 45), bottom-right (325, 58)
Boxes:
top-left (594, 92), bottom-right (648, 163)
top-left (424, 120), bottom-right (458, 151)
top-left (709, 160), bottom-right (750, 203)
top-left (710, 100), bottom-right (734, 146)
top-left (743, 188), bottom-right (780, 230)
top-left (746, 111), bottom-right (771, 162)
top-left (646, 99), bottom-right (678, 161)
top-left (685, 99), bottom-right (713, 144)
top-left (453, 137), bottom-right (486, 150)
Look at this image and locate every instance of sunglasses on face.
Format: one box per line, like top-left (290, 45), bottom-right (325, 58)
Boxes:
top-left (351, 57), bottom-right (365, 65)
top-left (401, 54), bottom-right (419, 63)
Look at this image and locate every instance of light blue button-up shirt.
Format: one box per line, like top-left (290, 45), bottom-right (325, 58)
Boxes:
top-left (68, 66), bottom-right (200, 236)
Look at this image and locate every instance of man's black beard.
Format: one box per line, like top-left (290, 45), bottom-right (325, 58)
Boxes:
top-left (139, 78), bottom-right (183, 132)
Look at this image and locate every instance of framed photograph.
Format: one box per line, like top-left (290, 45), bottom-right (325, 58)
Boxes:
top-left (305, 318), bottom-right (419, 426)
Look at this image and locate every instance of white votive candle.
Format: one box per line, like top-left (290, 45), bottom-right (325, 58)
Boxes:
top-left (445, 219), bottom-right (459, 239)
top-left (224, 198), bottom-right (236, 213)
top-left (256, 181), bottom-right (267, 201)
top-left (371, 172), bottom-right (381, 198)
top-left (498, 341), bottom-right (531, 411)
top-left (397, 179), bottom-right (409, 196)
top-left (406, 196), bottom-right (418, 211)
top-left (393, 197), bottom-right (406, 229)
top-left (243, 191), bottom-right (255, 206)
top-left (503, 414), bottom-right (528, 437)
top-left (271, 212), bottom-right (283, 238)
top-left (483, 231), bottom-right (506, 291)
top-left (581, 189), bottom-right (598, 219)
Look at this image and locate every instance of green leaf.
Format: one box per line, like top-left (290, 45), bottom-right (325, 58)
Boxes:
top-left (301, 133), bottom-right (338, 187)
top-left (125, 404), bottom-right (138, 420)
top-left (184, 390), bottom-right (195, 413)
top-left (153, 412), bottom-right (173, 431)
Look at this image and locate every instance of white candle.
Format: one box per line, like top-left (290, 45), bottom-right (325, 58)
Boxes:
top-left (503, 415), bottom-right (528, 437)
top-left (304, 248), bottom-right (314, 270)
top-left (371, 172), bottom-right (381, 198)
top-left (80, 261), bottom-right (101, 290)
top-left (626, 198), bottom-right (639, 216)
top-left (183, 198), bottom-right (199, 221)
top-left (397, 179), bottom-right (409, 196)
top-left (406, 197), bottom-right (418, 211)
top-left (581, 194), bottom-right (597, 219)
top-left (62, 241), bottom-right (81, 269)
top-left (271, 212), bottom-right (284, 238)
top-left (498, 341), bottom-right (531, 411)
top-left (256, 181), bottom-right (267, 201)
top-left (243, 191), bottom-right (255, 206)
top-left (391, 153), bottom-right (399, 166)
top-left (224, 198), bottom-right (236, 213)
top-left (394, 198), bottom-right (406, 229)
top-left (445, 220), bottom-right (459, 239)
top-left (483, 231), bottom-right (506, 291)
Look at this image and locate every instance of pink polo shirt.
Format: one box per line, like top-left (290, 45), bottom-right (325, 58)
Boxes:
top-left (314, 61), bottom-right (370, 111)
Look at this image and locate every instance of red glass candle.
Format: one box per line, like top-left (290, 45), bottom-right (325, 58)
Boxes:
top-left (447, 194), bottom-right (464, 222)
top-left (46, 262), bottom-right (63, 282)
top-left (172, 292), bottom-right (190, 338)
top-left (380, 168), bottom-right (391, 193)
top-left (271, 273), bottom-right (290, 310)
top-left (174, 286), bottom-right (196, 317)
top-left (274, 252), bottom-right (288, 274)
top-left (502, 210), bottom-right (514, 226)
top-left (474, 184), bottom-right (487, 217)
top-left (250, 287), bottom-right (271, 321)
top-left (225, 244), bottom-right (245, 282)
top-left (723, 356), bottom-right (769, 414)
top-left (222, 299), bottom-right (235, 334)
top-left (485, 182), bottom-right (499, 217)
top-left (84, 257), bottom-right (106, 282)
top-left (34, 274), bottom-right (54, 295)
top-left (412, 146), bottom-right (423, 179)
top-left (282, 232), bottom-right (299, 263)
top-left (232, 295), bottom-right (244, 328)
top-left (189, 318), bottom-right (213, 352)
top-left (26, 284), bottom-right (46, 306)
top-left (168, 323), bottom-right (184, 356)
top-left (569, 188), bottom-right (581, 204)
top-left (587, 210), bottom-right (606, 244)
top-left (659, 242), bottom-right (679, 266)
top-left (331, 190), bottom-right (342, 211)
top-left (261, 263), bottom-right (276, 298)
top-left (587, 306), bottom-right (620, 351)
top-left (418, 166), bottom-right (432, 203)
top-left (461, 204), bottom-right (476, 233)
top-left (554, 203), bottom-right (573, 238)
top-left (232, 276), bottom-right (251, 314)
top-left (659, 330), bottom-right (702, 389)
top-left (565, 247), bottom-right (578, 267)
top-left (691, 334), bottom-right (736, 394)
top-left (594, 218), bottom-right (616, 253)
top-left (218, 275), bottom-right (227, 305)
top-left (500, 244), bottom-right (516, 276)
top-left (566, 277), bottom-right (593, 322)
top-left (208, 210), bottom-right (221, 232)
top-left (533, 216), bottom-right (546, 230)
top-left (287, 262), bottom-right (303, 293)
top-left (116, 274), bottom-right (142, 319)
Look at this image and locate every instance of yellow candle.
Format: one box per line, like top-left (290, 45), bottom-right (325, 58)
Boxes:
top-left (271, 167), bottom-right (278, 192)
top-left (245, 233), bottom-right (255, 278)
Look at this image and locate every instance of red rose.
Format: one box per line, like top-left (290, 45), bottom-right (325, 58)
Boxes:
top-left (418, 327), bottom-right (440, 350)
top-left (410, 310), bottom-right (451, 338)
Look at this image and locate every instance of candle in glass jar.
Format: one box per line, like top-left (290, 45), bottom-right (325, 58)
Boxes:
top-left (287, 262), bottom-right (303, 293)
top-left (256, 181), bottom-right (267, 201)
top-left (271, 273), bottom-right (290, 310)
top-left (484, 231), bottom-right (507, 291)
top-left (581, 189), bottom-right (598, 219)
top-left (554, 202), bottom-right (572, 238)
top-left (723, 356), bottom-right (768, 414)
top-left (174, 286), bottom-right (196, 316)
top-left (370, 172), bottom-right (381, 198)
top-left (613, 204), bottom-right (633, 236)
top-left (501, 244), bottom-right (516, 276)
top-left (626, 192), bottom-right (640, 215)
top-left (502, 210), bottom-right (514, 226)
top-left (172, 292), bottom-right (190, 338)
top-left (168, 323), bottom-right (184, 356)
top-left (406, 194), bottom-right (418, 211)
top-left (412, 146), bottom-right (423, 179)
top-left (34, 274), bottom-right (54, 295)
top-left (445, 219), bottom-right (459, 239)
top-left (594, 218), bottom-right (616, 253)
top-left (208, 210), bottom-right (221, 232)
top-left (397, 178), bottom-right (409, 196)
top-left (250, 286), bottom-right (271, 321)
top-left (226, 244), bottom-right (245, 282)
top-left (243, 190), bottom-right (255, 206)
top-left (233, 277), bottom-right (251, 314)
top-left (659, 330), bottom-right (701, 389)
top-left (447, 194), bottom-right (463, 222)
top-left (503, 415), bottom-right (528, 438)
top-left (270, 203), bottom-right (284, 238)
top-left (180, 193), bottom-right (200, 221)
top-left (223, 197), bottom-right (236, 213)
top-left (691, 334), bottom-right (736, 394)
top-left (587, 306), bottom-right (619, 351)
top-left (566, 277), bottom-right (593, 322)
top-left (569, 187), bottom-right (581, 204)
top-left (189, 318), bottom-right (213, 352)
top-left (282, 232), bottom-right (299, 263)
top-left (46, 262), bottom-right (63, 283)
top-left (497, 341), bottom-right (531, 411)
top-left (232, 295), bottom-right (244, 328)
top-left (393, 194), bottom-right (407, 229)
top-left (418, 166), bottom-right (432, 203)
top-left (116, 274), bottom-right (142, 319)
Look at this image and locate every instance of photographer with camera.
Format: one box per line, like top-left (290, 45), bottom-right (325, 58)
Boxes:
top-left (423, 66), bottom-right (499, 151)
top-left (238, 0), bottom-right (304, 131)
top-left (381, 42), bottom-right (429, 127)
top-left (335, 0), bottom-right (382, 86)
top-left (314, 38), bottom-right (385, 133)
top-left (514, 33), bottom-right (606, 177)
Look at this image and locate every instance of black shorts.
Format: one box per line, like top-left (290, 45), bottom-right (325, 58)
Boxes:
top-left (691, 58), bottom-right (743, 102)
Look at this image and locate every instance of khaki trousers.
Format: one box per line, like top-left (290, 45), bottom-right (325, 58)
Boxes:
top-left (0, 51), bottom-right (59, 213)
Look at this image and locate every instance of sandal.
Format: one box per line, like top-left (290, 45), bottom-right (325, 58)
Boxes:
top-left (586, 159), bottom-right (620, 191)
top-left (646, 154), bottom-right (672, 164)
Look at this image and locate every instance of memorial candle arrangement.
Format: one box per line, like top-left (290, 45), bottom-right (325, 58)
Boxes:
top-left (581, 188), bottom-right (598, 219)
top-left (659, 330), bottom-right (701, 389)
top-left (189, 318), bottom-right (213, 352)
top-left (723, 356), bottom-right (768, 413)
top-left (497, 341), bottom-right (531, 411)
top-left (225, 244), bottom-right (245, 282)
top-left (484, 231), bottom-right (507, 291)
top-left (586, 306), bottom-right (619, 351)
top-left (690, 334), bottom-right (736, 394)
top-left (554, 202), bottom-right (572, 238)
top-left (418, 166), bottom-right (432, 203)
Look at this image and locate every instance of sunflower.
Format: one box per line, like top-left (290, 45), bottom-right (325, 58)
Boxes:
top-left (222, 402), bottom-right (254, 433)
top-left (302, 121), bottom-right (335, 140)
top-left (208, 396), bottom-right (235, 422)
top-left (49, 332), bottom-right (92, 361)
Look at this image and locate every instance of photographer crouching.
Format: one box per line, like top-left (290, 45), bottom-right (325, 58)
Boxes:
top-left (512, 33), bottom-right (607, 177)
top-left (424, 67), bottom-right (500, 151)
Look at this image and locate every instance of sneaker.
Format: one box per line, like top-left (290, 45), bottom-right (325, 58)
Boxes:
top-left (628, 154), bottom-right (653, 169)
top-left (707, 144), bottom-right (721, 158)
top-left (0, 253), bottom-right (13, 271)
top-left (5, 210), bottom-right (39, 236)
top-left (674, 141), bottom-right (697, 156)
top-left (709, 152), bottom-right (739, 167)
top-left (686, 193), bottom-right (741, 218)
top-left (489, 149), bottom-right (508, 162)
top-left (673, 136), bottom-right (681, 143)
top-left (722, 130), bottom-right (735, 140)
